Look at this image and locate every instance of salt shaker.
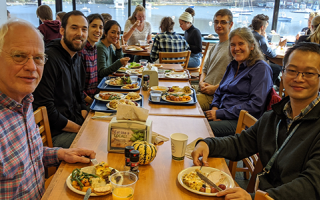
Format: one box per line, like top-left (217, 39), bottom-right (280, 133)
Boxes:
top-left (142, 75), bottom-right (149, 91)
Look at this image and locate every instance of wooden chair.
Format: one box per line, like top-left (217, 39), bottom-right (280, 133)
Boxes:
top-left (159, 50), bottom-right (191, 69)
top-left (228, 110), bottom-right (258, 180)
top-left (187, 42), bottom-right (210, 78)
top-left (278, 76), bottom-right (288, 98)
top-left (254, 190), bottom-right (274, 200)
top-left (33, 106), bottom-right (56, 184)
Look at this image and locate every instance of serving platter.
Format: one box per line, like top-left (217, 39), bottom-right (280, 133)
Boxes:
top-left (161, 95), bottom-right (193, 103)
top-left (149, 88), bottom-right (197, 105)
top-left (98, 77), bottom-right (141, 92)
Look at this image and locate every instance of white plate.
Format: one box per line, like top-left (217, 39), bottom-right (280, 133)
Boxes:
top-left (94, 93), bottom-right (124, 102)
top-left (167, 87), bottom-right (193, 96)
top-left (126, 69), bottom-right (143, 75)
top-left (66, 166), bottom-right (117, 196)
top-left (126, 47), bottom-right (145, 51)
top-left (105, 80), bottom-right (129, 87)
top-left (162, 95), bottom-right (193, 103)
top-left (124, 94), bottom-right (142, 101)
top-left (204, 36), bottom-right (219, 40)
top-left (177, 166), bottom-right (235, 196)
top-left (107, 101), bottom-right (140, 110)
top-left (165, 72), bottom-right (188, 79)
top-left (121, 85), bottom-right (140, 90)
top-left (117, 69), bottom-right (127, 73)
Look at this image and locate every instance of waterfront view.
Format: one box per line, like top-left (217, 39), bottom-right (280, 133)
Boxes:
top-left (6, 2), bottom-right (311, 37)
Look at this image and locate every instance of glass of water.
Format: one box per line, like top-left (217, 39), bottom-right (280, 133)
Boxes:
top-left (139, 59), bottom-right (148, 67)
top-left (130, 75), bottom-right (138, 83)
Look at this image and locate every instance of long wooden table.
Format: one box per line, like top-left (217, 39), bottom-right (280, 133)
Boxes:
top-left (123, 45), bottom-right (151, 57)
top-left (43, 113), bottom-right (231, 200)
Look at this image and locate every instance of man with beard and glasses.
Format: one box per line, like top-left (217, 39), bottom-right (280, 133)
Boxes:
top-left (33, 10), bottom-right (89, 148)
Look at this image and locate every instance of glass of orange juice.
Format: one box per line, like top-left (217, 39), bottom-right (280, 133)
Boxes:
top-left (110, 171), bottom-right (138, 200)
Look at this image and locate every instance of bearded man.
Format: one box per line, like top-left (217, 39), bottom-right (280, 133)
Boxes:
top-left (33, 10), bottom-right (88, 148)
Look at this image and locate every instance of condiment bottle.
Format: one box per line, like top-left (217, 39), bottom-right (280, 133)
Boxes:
top-left (142, 75), bottom-right (149, 91)
top-left (124, 146), bottom-right (134, 171)
top-left (130, 150), bottom-right (140, 178)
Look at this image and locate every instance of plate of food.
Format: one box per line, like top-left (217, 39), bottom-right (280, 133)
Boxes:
top-left (178, 166), bottom-right (235, 196)
top-left (121, 83), bottom-right (140, 90)
top-left (94, 92), bottom-right (124, 102)
top-left (126, 68), bottom-right (143, 75)
top-left (124, 92), bottom-right (142, 101)
top-left (66, 162), bottom-right (120, 196)
top-left (165, 71), bottom-right (188, 79)
top-left (127, 62), bottom-right (143, 69)
top-left (126, 46), bottom-right (145, 51)
top-left (150, 86), bottom-right (168, 93)
top-left (105, 76), bottom-right (132, 86)
top-left (167, 86), bottom-right (193, 96)
top-left (107, 99), bottom-right (140, 110)
top-left (117, 67), bottom-right (128, 73)
top-left (162, 94), bottom-right (193, 103)
top-left (204, 34), bottom-right (219, 40)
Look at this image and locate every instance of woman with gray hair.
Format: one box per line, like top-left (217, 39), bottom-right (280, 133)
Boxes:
top-left (297, 15), bottom-right (320, 44)
top-left (205, 27), bottom-right (273, 137)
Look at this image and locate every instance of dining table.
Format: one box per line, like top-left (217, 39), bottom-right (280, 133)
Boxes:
top-left (42, 113), bottom-right (233, 200)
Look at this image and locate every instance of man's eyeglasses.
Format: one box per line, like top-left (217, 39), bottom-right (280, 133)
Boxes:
top-left (283, 68), bottom-right (320, 79)
top-left (6, 52), bottom-right (48, 66)
top-left (213, 20), bottom-right (230, 25)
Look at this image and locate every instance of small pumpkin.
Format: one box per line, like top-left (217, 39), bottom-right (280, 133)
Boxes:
top-left (132, 141), bottom-right (157, 165)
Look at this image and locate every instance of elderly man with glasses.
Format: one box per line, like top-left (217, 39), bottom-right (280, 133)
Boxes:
top-left (0, 19), bottom-right (95, 199)
top-left (192, 42), bottom-right (320, 199)
top-left (197, 9), bottom-right (234, 111)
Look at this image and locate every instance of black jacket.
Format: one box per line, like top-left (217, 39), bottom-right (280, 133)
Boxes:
top-left (202, 96), bottom-right (320, 199)
top-left (33, 39), bottom-right (86, 137)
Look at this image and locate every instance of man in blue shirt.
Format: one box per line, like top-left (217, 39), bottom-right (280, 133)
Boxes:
top-left (251, 14), bottom-right (286, 86)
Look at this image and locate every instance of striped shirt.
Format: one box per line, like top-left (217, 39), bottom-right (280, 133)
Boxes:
top-left (80, 42), bottom-right (98, 98)
top-left (283, 94), bottom-right (320, 130)
top-left (0, 92), bottom-right (60, 199)
top-left (150, 31), bottom-right (190, 62)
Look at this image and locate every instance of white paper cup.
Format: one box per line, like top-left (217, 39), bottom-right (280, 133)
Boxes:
top-left (170, 133), bottom-right (188, 161)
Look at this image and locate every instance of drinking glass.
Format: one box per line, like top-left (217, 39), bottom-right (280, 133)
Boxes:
top-left (110, 171), bottom-right (137, 200)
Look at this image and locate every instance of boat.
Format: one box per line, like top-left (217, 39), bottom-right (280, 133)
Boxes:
top-left (239, 12), bottom-right (252, 15)
top-left (278, 12), bottom-right (292, 22)
top-left (230, 7), bottom-right (253, 13)
top-left (189, 5), bottom-right (195, 8)
top-left (291, 9), bottom-right (312, 13)
top-left (80, 6), bottom-right (91, 12)
top-left (114, 1), bottom-right (125, 9)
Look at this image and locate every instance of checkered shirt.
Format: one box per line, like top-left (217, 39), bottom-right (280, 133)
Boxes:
top-left (0, 92), bottom-right (60, 199)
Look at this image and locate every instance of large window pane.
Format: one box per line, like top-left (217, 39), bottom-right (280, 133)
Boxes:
top-left (75, 0), bottom-right (129, 29)
top-left (6, 0), bottom-right (56, 27)
top-left (63, 0), bottom-right (73, 13)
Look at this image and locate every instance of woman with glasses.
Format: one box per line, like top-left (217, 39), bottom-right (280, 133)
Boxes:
top-left (179, 7), bottom-right (202, 68)
top-left (297, 16), bottom-right (320, 44)
top-left (150, 17), bottom-right (189, 62)
top-left (205, 27), bottom-right (273, 137)
top-left (123, 5), bottom-right (152, 62)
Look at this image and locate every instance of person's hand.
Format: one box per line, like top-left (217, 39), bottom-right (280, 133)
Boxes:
top-left (217, 187), bottom-right (251, 200)
top-left (261, 30), bottom-right (267, 38)
top-left (81, 110), bottom-right (88, 119)
top-left (114, 39), bottom-right (121, 49)
top-left (199, 81), bottom-right (210, 90)
top-left (205, 108), bottom-right (220, 121)
top-left (296, 33), bottom-right (300, 41)
top-left (279, 38), bottom-right (287, 47)
top-left (191, 141), bottom-right (209, 166)
top-left (200, 85), bottom-right (218, 96)
top-left (120, 57), bottom-right (131, 66)
top-left (133, 20), bottom-right (140, 29)
top-left (57, 148), bottom-right (96, 164)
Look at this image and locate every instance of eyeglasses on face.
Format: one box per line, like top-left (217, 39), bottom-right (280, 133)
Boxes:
top-left (8, 52), bottom-right (48, 66)
top-left (283, 68), bottom-right (320, 79)
top-left (213, 20), bottom-right (230, 25)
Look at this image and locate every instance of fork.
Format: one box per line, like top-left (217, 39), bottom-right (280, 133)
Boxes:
top-left (104, 82), bottom-right (109, 88)
top-left (91, 159), bottom-right (99, 166)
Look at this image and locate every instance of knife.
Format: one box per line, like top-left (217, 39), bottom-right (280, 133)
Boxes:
top-left (83, 188), bottom-right (91, 200)
top-left (196, 171), bottom-right (222, 192)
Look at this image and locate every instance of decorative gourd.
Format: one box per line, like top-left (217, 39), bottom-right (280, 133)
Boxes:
top-left (132, 141), bottom-right (157, 165)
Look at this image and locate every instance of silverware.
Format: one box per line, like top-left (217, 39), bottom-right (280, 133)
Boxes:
top-left (91, 159), bottom-right (99, 166)
top-left (104, 82), bottom-right (109, 88)
top-left (83, 188), bottom-right (91, 200)
top-left (196, 171), bottom-right (222, 192)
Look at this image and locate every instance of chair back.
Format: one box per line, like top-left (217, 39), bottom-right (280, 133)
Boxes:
top-left (187, 41), bottom-right (210, 72)
top-left (254, 190), bottom-right (274, 200)
top-left (34, 106), bottom-right (53, 147)
top-left (278, 76), bottom-right (288, 98)
top-left (228, 110), bottom-right (258, 180)
top-left (159, 50), bottom-right (191, 69)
